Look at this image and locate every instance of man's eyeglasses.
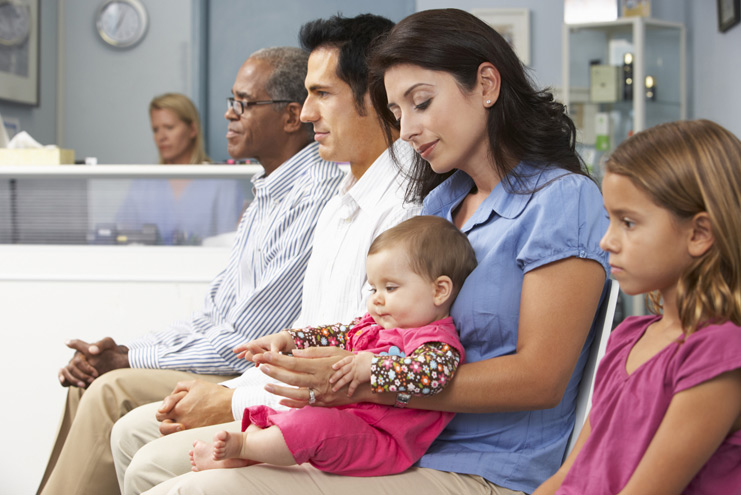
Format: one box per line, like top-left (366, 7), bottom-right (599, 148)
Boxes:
top-left (227, 97), bottom-right (294, 116)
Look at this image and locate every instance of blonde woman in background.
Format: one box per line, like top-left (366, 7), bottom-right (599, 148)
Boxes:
top-left (149, 92), bottom-right (210, 165)
top-left (116, 93), bottom-right (245, 245)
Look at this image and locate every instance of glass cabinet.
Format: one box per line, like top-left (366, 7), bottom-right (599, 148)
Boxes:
top-left (562, 17), bottom-right (686, 180)
top-left (562, 18), bottom-right (685, 317)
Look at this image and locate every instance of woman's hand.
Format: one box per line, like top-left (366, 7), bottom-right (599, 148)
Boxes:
top-left (255, 346), bottom-right (368, 408)
top-left (233, 330), bottom-right (294, 362)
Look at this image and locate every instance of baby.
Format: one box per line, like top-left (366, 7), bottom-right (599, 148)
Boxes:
top-left (190, 215), bottom-right (477, 476)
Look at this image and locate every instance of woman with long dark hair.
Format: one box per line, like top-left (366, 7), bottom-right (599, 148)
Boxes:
top-left (360, 9), bottom-right (608, 493)
top-left (144, 9), bottom-right (609, 494)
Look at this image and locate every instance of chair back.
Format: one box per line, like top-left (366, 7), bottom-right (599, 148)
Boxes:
top-left (564, 279), bottom-right (620, 459)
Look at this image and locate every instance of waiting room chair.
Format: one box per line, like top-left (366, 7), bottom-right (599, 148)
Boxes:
top-left (564, 279), bottom-right (621, 459)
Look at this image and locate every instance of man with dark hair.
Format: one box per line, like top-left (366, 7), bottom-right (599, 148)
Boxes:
top-left (38, 46), bottom-right (345, 495)
top-left (113, 14), bottom-right (420, 495)
top-left (299, 14), bottom-right (393, 115)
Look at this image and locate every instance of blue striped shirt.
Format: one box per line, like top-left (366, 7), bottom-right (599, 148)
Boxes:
top-left (126, 143), bottom-right (344, 374)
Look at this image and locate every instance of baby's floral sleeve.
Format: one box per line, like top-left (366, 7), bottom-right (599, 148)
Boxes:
top-left (370, 342), bottom-right (461, 395)
top-left (288, 316), bottom-right (363, 350)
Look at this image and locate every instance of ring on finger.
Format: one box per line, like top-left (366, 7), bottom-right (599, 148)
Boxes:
top-left (308, 388), bottom-right (316, 405)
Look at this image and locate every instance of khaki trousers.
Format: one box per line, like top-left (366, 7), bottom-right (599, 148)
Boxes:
top-left (112, 401), bottom-right (240, 495)
top-left (143, 463), bottom-right (526, 495)
top-left (37, 368), bottom-right (233, 495)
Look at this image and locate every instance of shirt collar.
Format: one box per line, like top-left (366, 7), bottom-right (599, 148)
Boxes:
top-left (251, 142), bottom-right (320, 200)
top-left (341, 140), bottom-right (410, 213)
top-left (424, 162), bottom-right (551, 230)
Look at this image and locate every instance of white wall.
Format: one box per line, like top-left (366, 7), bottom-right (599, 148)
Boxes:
top-left (0, 245), bottom-right (230, 494)
top-left (690, 0), bottom-right (741, 137)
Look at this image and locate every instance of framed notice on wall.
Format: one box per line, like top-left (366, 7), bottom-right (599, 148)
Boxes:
top-left (718, 0), bottom-right (741, 32)
top-left (472, 8), bottom-right (531, 66)
top-left (0, 0), bottom-right (39, 105)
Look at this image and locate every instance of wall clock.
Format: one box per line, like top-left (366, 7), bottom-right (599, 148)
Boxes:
top-left (95, 0), bottom-right (148, 48)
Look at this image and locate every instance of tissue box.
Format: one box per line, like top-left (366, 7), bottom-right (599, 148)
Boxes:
top-left (0, 148), bottom-right (75, 165)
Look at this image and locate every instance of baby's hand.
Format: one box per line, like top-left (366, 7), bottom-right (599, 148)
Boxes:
top-left (329, 351), bottom-right (373, 396)
top-left (233, 331), bottom-right (294, 362)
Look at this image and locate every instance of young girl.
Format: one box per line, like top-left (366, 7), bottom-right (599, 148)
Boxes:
top-left (188, 215), bottom-right (477, 476)
top-left (535, 119), bottom-right (741, 495)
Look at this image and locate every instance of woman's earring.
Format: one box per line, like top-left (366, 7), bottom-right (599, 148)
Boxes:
top-left (485, 100), bottom-right (492, 106)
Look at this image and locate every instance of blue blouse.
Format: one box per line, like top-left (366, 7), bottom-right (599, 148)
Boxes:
top-left (419, 163), bottom-right (610, 494)
top-left (115, 178), bottom-right (246, 245)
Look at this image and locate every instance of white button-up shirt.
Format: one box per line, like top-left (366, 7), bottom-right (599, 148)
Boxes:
top-left (225, 141), bottom-right (420, 415)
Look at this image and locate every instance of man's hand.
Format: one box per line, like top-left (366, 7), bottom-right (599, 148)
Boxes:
top-left (156, 379), bottom-right (235, 435)
top-left (58, 337), bottom-right (130, 388)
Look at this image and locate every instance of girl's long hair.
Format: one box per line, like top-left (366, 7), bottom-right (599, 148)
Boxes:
top-left (369, 8), bottom-right (588, 202)
top-left (606, 119), bottom-right (741, 333)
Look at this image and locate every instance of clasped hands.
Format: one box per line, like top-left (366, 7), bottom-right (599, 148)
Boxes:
top-left (156, 331), bottom-right (373, 435)
top-left (58, 337), bottom-right (130, 388)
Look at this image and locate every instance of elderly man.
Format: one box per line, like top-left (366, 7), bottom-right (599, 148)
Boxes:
top-left (111, 13), bottom-right (420, 495)
top-left (38, 46), bottom-right (345, 495)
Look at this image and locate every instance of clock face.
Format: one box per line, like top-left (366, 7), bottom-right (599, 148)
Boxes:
top-left (96, 0), bottom-right (148, 48)
top-left (0, 1), bottom-right (31, 46)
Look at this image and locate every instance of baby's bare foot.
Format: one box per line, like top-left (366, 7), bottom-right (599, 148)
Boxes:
top-left (190, 439), bottom-right (254, 471)
top-left (212, 430), bottom-right (245, 460)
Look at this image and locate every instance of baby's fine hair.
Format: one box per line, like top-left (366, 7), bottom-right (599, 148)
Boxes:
top-left (606, 119), bottom-right (741, 333)
top-left (368, 216), bottom-right (478, 300)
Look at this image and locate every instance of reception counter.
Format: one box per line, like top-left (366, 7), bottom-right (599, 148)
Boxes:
top-left (0, 164), bottom-right (259, 493)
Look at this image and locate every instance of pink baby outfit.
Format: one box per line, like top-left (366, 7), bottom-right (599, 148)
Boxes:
top-left (242, 315), bottom-right (464, 476)
top-left (557, 315), bottom-right (741, 494)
